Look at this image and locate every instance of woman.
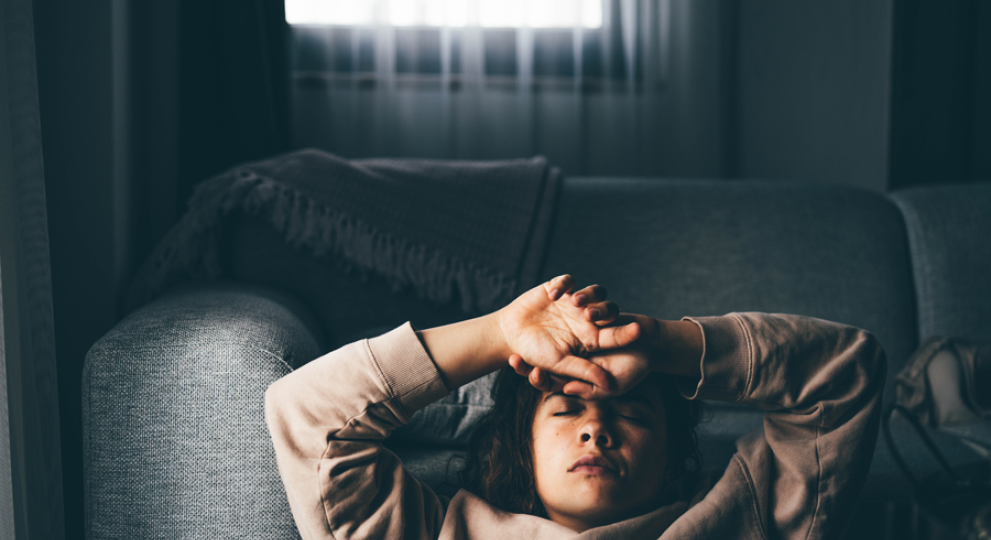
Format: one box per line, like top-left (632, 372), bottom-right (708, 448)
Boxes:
top-left (265, 275), bottom-right (886, 539)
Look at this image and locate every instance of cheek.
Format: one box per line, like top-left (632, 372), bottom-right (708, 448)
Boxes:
top-left (531, 423), bottom-right (555, 464)
top-left (531, 421), bottom-right (573, 485)
top-left (622, 423), bottom-right (668, 475)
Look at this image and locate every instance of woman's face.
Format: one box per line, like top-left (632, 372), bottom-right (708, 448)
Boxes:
top-left (531, 380), bottom-right (668, 532)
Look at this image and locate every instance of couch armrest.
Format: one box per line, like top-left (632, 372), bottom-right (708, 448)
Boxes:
top-left (83, 283), bottom-right (323, 540)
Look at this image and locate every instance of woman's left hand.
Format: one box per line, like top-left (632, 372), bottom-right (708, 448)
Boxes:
top-left (509, 312), bottom-right (704, 398)
top-left (509, 314), bottom-right (662, 399)
top-left (497, 275), bottom-right (641, 398)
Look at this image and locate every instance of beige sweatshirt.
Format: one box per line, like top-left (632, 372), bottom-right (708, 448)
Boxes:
top-left (265, 312), bottom-right (886, 539)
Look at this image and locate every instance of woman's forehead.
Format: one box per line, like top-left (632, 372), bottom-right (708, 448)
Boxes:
top-left (540, 380), bottom-right (665, 408)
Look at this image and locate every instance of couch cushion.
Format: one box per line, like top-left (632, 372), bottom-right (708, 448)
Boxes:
top-left (543, 178), bottom-right (918, 402)
top-left (892, 182), bottom-right (991, 343)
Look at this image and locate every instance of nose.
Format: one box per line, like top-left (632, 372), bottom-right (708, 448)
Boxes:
top-left (578, 409), bottom-right (616, 448)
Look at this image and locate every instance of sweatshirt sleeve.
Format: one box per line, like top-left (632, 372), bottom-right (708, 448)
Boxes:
top-left (680, 312), bottom-right (887, 540)
top-left (264, 323), bottom-right (451, 540)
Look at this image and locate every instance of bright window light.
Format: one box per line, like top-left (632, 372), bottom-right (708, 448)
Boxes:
top-left (285, 0), bottom-right (603, 28)
top-left (286, 0), bottom-right (375, 26)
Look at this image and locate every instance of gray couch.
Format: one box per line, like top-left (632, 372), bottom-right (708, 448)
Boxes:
top-left (83, 178), bottom-right (991, 539)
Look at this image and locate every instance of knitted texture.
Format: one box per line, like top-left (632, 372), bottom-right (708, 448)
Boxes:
top-left (83, 286), bottom-right (322, 539)
top-left (125, 149), bottom-right (560, 315)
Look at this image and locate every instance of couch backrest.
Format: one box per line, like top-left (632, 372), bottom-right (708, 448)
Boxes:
top-left (225, 175), bottom-right (987, 405)
top-left (542, 178), bottom-right (919, 402)
top-left (892, 183), bottom-right (991, 344)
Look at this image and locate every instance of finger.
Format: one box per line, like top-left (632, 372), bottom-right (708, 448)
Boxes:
top-left (572, 284), bottom-right (607, 306)
top-left (529, 367), bottom-right (554, 393)
top-left (529, 366), bottom-right (541, 387)
top-left (545, 274), bottom-right (575, 301)
top-left (544, 373), bottom-right (570, 393)
top-left (562, 379), bottom-right (616, 400)
top-left (562, 379), bottom-right (597, 399)
top-left (586, 301), bottom-right (619, 326)
top-left (508, 354), bottom-right (532, 377)
top-left (553, 354), bottom-right (612, 391)
top-left (597, 321), bottom-right (641, 350)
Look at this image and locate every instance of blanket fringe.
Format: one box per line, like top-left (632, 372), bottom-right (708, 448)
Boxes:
top-left (125, 168), bottom-right (518, 314)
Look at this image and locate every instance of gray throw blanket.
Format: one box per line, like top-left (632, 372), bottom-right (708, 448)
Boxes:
top-left (125, 149), bottom-right (560, 315)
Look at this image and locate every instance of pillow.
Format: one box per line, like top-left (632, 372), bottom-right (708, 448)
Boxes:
top-left (392, 371), bottom-right (497, 445)
top-left (333, 325), bottom-right (496, 446)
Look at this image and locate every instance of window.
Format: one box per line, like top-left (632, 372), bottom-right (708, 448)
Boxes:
top-left (286, 0), bottom-right (603, 29)
top-left (287, 0), bottom-right (669, 176)
top-left (286, 0), bottom-right (637, 84)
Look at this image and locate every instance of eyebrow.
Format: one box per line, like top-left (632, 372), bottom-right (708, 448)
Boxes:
top-left (543, 391), bottom-right (574, 403)
top-left (542, 391), bottom-right (656, 410)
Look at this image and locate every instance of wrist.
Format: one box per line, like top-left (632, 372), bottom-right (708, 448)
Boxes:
top-left (651, 319), bottom-right (704, 379)
top-left (485, 309), bottom-right (515, 361)
top-left (417, 313), bottom-right (511, 390)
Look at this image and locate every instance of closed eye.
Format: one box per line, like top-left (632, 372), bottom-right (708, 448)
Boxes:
top-left (552, 410), bottom-right (580, 417)
top-left (614, 406), bottom-right (650, 423)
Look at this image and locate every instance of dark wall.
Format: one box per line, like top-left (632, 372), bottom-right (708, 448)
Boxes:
top-left (35, 2), bottom-right (288, 535)
top-left (131, 1), bottom-right (180, 261)
top-left (973, 3), bottom-right (991, 180)
top-left (33, 0), bottom-right (132, 538)
top-left (132, 0), bottom-right (289, 261)
top-left (730, 0), bottom-right (991, 191)
top-left (888, 0), bottom-right (991, 189)
top-left (733, 0), bottom-right (894, 191)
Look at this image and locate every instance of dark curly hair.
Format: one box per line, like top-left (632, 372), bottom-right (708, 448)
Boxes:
top-left (459, 367), bottom-right (704, 516)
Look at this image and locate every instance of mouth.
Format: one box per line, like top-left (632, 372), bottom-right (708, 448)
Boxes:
top-left (568, 454), bottom-right (618, 475)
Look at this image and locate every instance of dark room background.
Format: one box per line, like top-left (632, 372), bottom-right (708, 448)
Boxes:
top-left (23, 0), bottom-right (991, 537)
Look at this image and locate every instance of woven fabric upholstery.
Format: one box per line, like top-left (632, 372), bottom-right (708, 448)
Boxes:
top-left (543, 178), bottom-right (918, 403)
top-left (892, 182), bottom-right (991, 343)
top-left (83, 284), bottom-right (323, 540)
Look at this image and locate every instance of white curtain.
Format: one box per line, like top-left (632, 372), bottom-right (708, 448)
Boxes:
top-left (289, 0), bottom-right (691, 176)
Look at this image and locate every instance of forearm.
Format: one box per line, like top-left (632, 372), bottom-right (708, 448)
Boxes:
top-left (628, 315), bottom-right (704, 380)
top-left (416, 312), bottom-right (511, 390)
top-left (685, 312), bottom-right (886, 413)
top-left (684, 313), bottom-right (886, 539)
top-left (653, 318), bottom-right (704, 379)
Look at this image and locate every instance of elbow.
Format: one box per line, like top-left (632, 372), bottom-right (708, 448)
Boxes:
top-left (816, 329), bottom-right (888, 429)
top-left (863, 331), bottom-right (887, 376)
top-left (264, 379), bottom-right (288, 434)
top-left (264, 378), bottom-right (302, 458)
top-left (855, 330), bottom-right (888, 397)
